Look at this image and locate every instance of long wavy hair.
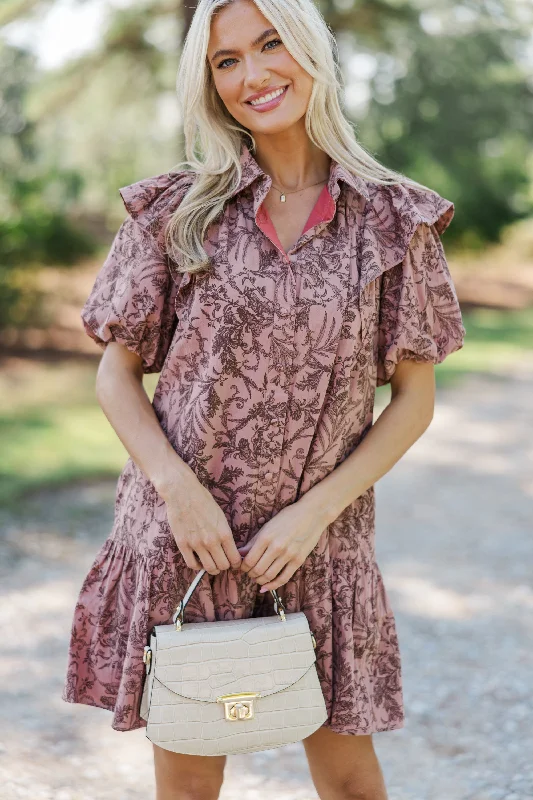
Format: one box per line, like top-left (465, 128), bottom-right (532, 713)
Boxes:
top-left (165, 0), bottom-right (428, 276)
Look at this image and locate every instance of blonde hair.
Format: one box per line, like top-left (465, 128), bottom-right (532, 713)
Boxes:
top-left (165, 0), bottom-right (428, 277)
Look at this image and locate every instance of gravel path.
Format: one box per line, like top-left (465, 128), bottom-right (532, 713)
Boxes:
top-left (1, 361), bottom-right (532, 800)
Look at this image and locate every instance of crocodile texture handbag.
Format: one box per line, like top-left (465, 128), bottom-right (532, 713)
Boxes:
top-left (139, 567), bottom-right (328, 756)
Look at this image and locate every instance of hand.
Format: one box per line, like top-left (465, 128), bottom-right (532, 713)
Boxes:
top-left (238, 497), bottom-right (330, 592)
top-left (163, 476), bottom-right (242, 575)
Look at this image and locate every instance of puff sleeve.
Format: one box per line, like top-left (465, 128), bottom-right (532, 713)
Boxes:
top-left (376, 220), bottom-right (466, 386)
top-left (80, 170), bottom-right (195, 374)
top-left (80, 216), bottom-right (179, 373)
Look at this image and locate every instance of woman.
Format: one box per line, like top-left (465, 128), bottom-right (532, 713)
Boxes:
top-left (63, 0), bottom-right (466, 797)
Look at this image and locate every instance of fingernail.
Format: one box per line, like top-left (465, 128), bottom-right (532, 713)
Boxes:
top-left (260, 586), bottom-right (268, 593)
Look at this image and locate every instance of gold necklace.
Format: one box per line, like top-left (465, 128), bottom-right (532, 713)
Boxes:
top-left (269, 177), bottom-right (329, 203)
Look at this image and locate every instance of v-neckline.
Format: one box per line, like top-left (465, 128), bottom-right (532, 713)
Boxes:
top-left (258, 183), bottom-right (333, 257)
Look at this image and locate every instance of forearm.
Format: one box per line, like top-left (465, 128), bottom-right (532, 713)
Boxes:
top-left (300, 387), bottom-right (433, 525)
top-left (95, 346), bottom-right (196, 500)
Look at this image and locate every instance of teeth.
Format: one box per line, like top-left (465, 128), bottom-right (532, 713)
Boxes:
top-left (250, 87), bottom-right (285, 106)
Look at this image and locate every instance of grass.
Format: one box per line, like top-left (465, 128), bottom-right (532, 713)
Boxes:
top-left (0, 361), bottom-right (159, 508)
top-left (1, 306), bottom-right (532, 507)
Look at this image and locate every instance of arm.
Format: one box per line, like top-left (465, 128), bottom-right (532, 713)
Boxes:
top-left (94, 341), bottom-right (243, 575)
top-left (239, 360), bottom-right (435, 591)
top-left (81, 210), bottom-right (242, 576)
top-left (307, 216), bottom-right (465, 527)
top-left (94, 341), bottom-right (191, 498)
top-left (240, 219), bottom-right (465, 590)
top-left (298, 359), bottom-right (435, 526)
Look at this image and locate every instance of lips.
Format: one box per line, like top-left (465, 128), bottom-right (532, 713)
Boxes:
top-left (246, 86), bottom-right (289, 112)
top-left (245, 85), bottom-right (289, 105)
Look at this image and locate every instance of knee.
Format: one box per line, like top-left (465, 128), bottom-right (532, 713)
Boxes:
top-left (180, 777), bottom-right (223, 800)
top-left (153, 744), bottom-right (225, 800)
top-left (330, 773), bottom-right (387, 800)
top-left (157, 774), bottom-right (223, 800)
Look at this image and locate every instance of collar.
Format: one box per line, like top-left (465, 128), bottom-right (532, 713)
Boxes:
top-left (230, 141), bottom-right (371, 203)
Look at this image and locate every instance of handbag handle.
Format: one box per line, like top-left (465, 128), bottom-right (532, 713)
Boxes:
top-left (172, 567), bottom-right (286, 630)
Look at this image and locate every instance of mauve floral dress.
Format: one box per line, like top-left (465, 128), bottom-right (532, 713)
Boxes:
top-left (62, 140), bottom-right (466, 735)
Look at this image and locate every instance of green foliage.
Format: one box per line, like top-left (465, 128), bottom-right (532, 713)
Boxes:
top-left (360, 27), bottom-right (533, 246)
top-left (0, 0), bottom-right (531, 335)
top-left (0, 361), bottom-right (157, 508)
top-left (323, 0), bottom-right (533, 248)
top-left (0, 41), bottom-right (96, 327)
top-left (0, 173), bottom-right (94, 267)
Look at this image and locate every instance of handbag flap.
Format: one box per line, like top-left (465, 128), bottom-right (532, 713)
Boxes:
top-left (150, 611), bottom-right (316, 703)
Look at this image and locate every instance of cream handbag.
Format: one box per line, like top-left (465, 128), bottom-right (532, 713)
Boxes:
top-left (139, 567), bottom-right (328, 756)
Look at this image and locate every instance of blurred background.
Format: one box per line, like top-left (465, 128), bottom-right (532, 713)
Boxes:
top-left (0, 1), bottom-right (532, 799)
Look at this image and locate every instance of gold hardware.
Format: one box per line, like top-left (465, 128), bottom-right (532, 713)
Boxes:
top-left (143, 646), bottom-right (152, 672)
top-left (216, 692), bottom-right (260, 721)
top-left (173, 600), bottom-right (183, 631)
top-left (310, 632), bottom-right (317, 649)
top-left (271, 589), bottom-right (286, 622)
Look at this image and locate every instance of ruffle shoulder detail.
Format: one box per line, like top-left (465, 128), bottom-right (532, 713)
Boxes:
top-left (359, 180), bottom-right (454, 290)
top-left (365, 181), bottom-right (465, 385)
top-left (118, 169), bottom-right (197, 239)
top-left (79, 169), bottom-right (197, 374)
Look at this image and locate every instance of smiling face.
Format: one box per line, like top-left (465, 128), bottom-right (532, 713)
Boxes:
top-left (207, 0), bottom-right (314, 136)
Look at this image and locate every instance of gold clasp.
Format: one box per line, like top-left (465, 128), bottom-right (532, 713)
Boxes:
top-left (271, 589), bottom-right (286, 622)
top-left (173, 600), bottom-right (184, 631)
top-left (143, 645), bottom-right (152, 673)
top-left (216, 692), bottom-right (260, 721)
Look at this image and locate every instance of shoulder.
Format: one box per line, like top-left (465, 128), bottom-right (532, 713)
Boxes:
top-left (118, 168), bottom-right (198, 237)
top-left (355, 177), bottom-right (455, 289)
top-left (363, 178), bottom-right (454, 235)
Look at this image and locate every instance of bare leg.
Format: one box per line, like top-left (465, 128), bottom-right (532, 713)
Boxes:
top-left (302, 727), bottom-right (388, 800)
top-left (152, 743), bottom-right (226, 800)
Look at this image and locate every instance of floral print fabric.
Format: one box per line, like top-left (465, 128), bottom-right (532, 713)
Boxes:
top-left (62, 141), bottom-right (465, 735)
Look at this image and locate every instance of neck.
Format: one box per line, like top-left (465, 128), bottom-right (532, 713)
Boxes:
top-left (251, 132), bottom-right (331, 191)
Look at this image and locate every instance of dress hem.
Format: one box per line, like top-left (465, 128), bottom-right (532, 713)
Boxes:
top-left (61, 692), bottom-right (405, 737)
top-left (61, 692), bottom-right (148, 732)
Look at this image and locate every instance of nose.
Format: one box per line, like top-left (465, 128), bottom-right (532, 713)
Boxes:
top-left (242, 55), bottom-right (270, 89)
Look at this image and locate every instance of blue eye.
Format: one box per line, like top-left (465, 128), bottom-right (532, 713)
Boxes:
top-left (218, 57), bottom-right (236, 70)
top-left (217, 38), bottom-right (282, 70)
top-left (264, 39), bottom-right (282, 51)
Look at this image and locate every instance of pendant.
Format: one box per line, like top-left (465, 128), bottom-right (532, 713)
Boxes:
top-left (280, 193), bottom-right (286, 202)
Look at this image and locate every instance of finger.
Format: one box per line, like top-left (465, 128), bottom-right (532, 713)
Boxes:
top-left (240, 538), bottom-right (268, 573)
top-left (237, 542), bottom-right (253, 559)
top-left (195, 546), bottom-right (220, 575)
top-left (248, 549), bottom-right (283, 580)
top-left (179, 544), bottom-right (203, 571)
top-left (220, 533), bottom-right (244, 568)
top-left (259, 562), bottom-right (297, 592)
top-left (237, 536), bottom-right (259, 564)
top-left (237, 532), bottom-right (258, 556)
top-left (255, 556), bottom-right (286, 584)
top-left (209, 542), bottom-right (231, 572)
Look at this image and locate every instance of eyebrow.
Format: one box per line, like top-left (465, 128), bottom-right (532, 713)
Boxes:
top-left (209, 28), bottom-right (278, 63)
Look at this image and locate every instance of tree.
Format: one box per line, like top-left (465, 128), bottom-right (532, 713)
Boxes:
top-left (2, 0), bottom-right (532, 251)
top-left (0, 40), bottom-right (94, 329)
top-left (337, 1), bottom-right (533, 247)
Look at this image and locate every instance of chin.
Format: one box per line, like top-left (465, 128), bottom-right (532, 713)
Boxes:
top-left (249, 112), bottom-right (306, 133)
top-left (249, 121), bottom-right (294, 135)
